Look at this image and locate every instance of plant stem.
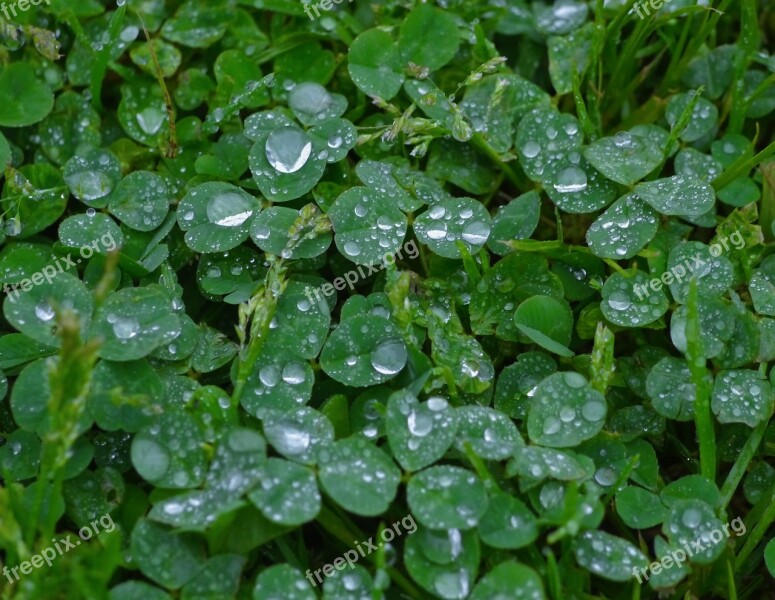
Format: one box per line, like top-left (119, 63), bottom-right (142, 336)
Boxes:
top-left (686, 280), bottom-right (716, 483)
top-left (471, 133), bottom-right (525, 190)
top-left (734, 485), bottom-right (775, 571)
top-left (719, 419), bottom-right (767, 509)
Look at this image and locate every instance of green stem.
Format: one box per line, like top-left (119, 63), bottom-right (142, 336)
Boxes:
top-left (315, 506), bottom-right (424, 599)
top-left (734, 485), bottom-right (775, 571)
top-left (471, 133), bottom-right (525, 190)
top-left (719, 419), bottom-right (767, 509)
top-left (686, 279), bottom-right (716, 483)
top-left (713, 137), bottom-right (775, 191)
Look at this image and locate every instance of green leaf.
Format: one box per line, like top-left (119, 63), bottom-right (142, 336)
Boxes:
top-left (130, 40), bottom-right (182, 78)
top-left (711, 369), bottom-right (773, 427)
top-left (414, 198), bottom-right (491, 259)
top-left (90, 287), bottom-right (181, 361)
top-left (487, 191), bottom-right (541, 255)
top-left (161, 0), bottom-right (232, 48)
top-left (646, 357), bottom-right (702, 421)
top-left (455, 405), bottom-right (522, 460)
top-left (249, 127), bottom-right (327, 202)
top-left (328, 186), bottom-right (408, 265)
top-left (666, 241), bottom-right (735, 303)
top-left (3, 272), bottom-right (93, 348)
top-left (0, 62), bottom-right (55, 127)
top-left (248, 458), bottom-right (320, 525)
top-left (516, 107), bottom-right (583, 184)
top-left (666, 92), bottom-right (719, 142)
top-left (181, 555), bottom-right (245, 600)
top-left (477, 491), bottom-right (538, 549)
top-left (584, 131), bottom-right (663, 186)
top-left (318, 436), bottom-right (401, 516)
top-left (635, 175), bottom-right (715, 217)
top-left (253, 565), bottom-right (315, 600)
top-left (404, 525), bottom-right (480, 600)
top-left (662, 499), bottom-right (726, 565)
top-left (386, 390), bottom-right (458, 472)
top-left (661, 475), bottom-right (721, 508)
top-left (130, 519), bottom-right (206, 589)
top-left (308, 118), bottom-right (358, 164)
top-left (109, 582), bottom-right (171, 600)
top-left (513, 295), bottom-right (574, 356)
top-left (63, 148), bottom-right (122, 205)
top-left (109, 171), bottom-right (171, 232)
top-left (398, 5), bottom-right (460, 71)
top-left (670, 296), bottom-right (735, 358)
top-left (615, 486), bottom-right (668, 529)
top-left (177, 182), bottom-right (261, 253)
top-left (348, 29), bottom-right (405, 99)
top-left (262, 407), bottom-right (333, 465)
top-left (469, 561), bottom-right (545, 599)
top-left (573, 530), bottom-right (648, 582)
top-left (322, 565), bottom-right (375, 599)
top-left (0, 429), bottom-right (41, 481)
top-left (601, 271), bottom-right (669, 327)
top-left (407, 465), bottom-right (488, 530)
top-left (527, 372), bottom-right (607, 447)
top-left (586, 194), bottom-right (659, 259)
top-left (88, 359), bottom-right (164, 432)
top-left (130, 412), bottom-right (207, 489)
top-left (320, 313), bottom-right (407, 387)
top-left (764, 539), bottom-right (775, 577)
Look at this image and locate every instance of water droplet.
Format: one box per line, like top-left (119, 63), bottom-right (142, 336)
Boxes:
top-left (581, 401), bottom-right (606, 421)
top-left (461, 220), bottom-right (490, 245)
top-left (281, 363), bottom-right (306, 384)
top-left (265, 127), bottom-right (313, 174)
top-left (259, 365), bottom-right (281, 387)
top-left (543, 417), bottom-right (561, 435)
top-left (608, 291), bottom-right (631, 311)
top-left (554, 166), bottom-right (588, 193)
top-left (407, 410), bottom-right (433, 437)
top-left (344, 241), bottom-right (361, 257)
top-left (206, 192), bottom-right (254, 227)
top-left (35, 302), bottom-right (55, 322)
top-left (682, 507), bottom-right (702, 528)
top-left (370, 339), bottom-right (407, 375)
top-left (112, 316), bottom-right (139, 340)
top-left (522, 141), bottom-right (541, 158)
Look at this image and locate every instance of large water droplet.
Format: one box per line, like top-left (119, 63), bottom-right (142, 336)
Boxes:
top-left (35, 302), bottom-right (55, 322)
top-left (265, 127), bottom-right (313, 174)
top-left (288, 82), bottom-right (332, 120)
top-left (112, 316), bottom-right (139, 339)
top-left (608, 291), bottom-right (631, 311)
top-left (554, 166), bottom-right (588, 193)
top-left (461, 220), bottom-right (490, 245)
top-left (274, 425), bottom-right (311, 456)
top-left (206, 192), bottom-right (254, 227)
top-left (370, 339), bottom-right (407, 375)
top-left (407, 410), bottom-right (433, 437)
top-left (132, 438), bottom-right (170, 480)
top-left (136, 105), bottom-right (166, 135)
top-left (522, 141), bottom-right (541, 158)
